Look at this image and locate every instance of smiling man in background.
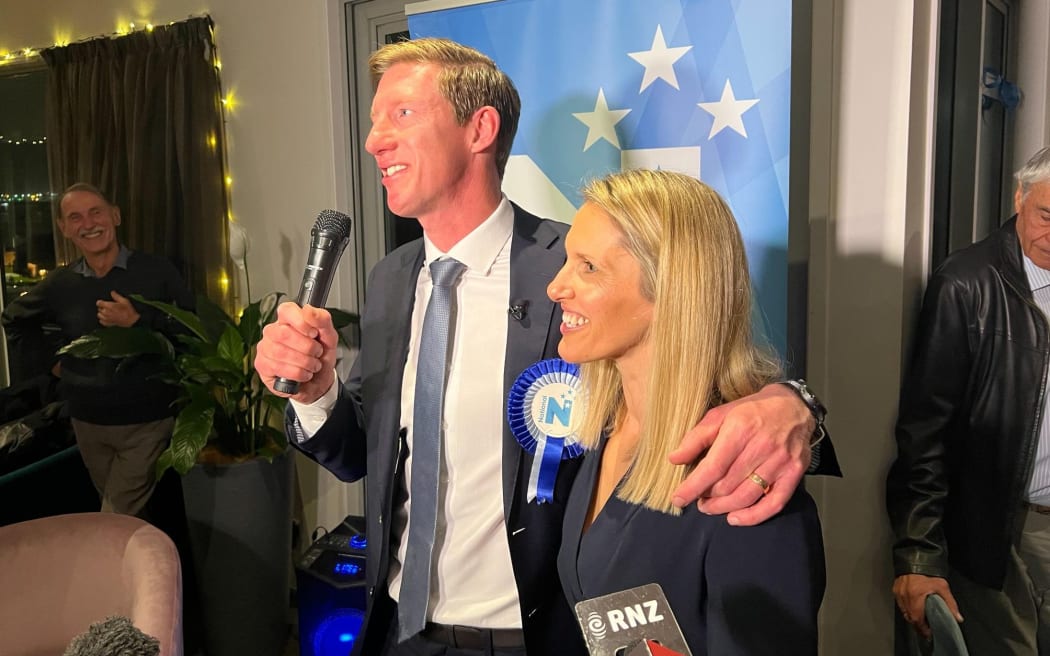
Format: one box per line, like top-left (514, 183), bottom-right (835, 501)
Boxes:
top-left (1, 182), bottom-right (193, 518)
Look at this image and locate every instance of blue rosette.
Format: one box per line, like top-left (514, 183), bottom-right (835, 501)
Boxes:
top-left (507, 358), bottom-right (586, 503)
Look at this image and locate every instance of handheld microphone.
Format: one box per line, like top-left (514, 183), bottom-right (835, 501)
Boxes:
top-left (273, 209), bottom-right (352, 395)
top-left (573, 583), bottom-right (691, 656)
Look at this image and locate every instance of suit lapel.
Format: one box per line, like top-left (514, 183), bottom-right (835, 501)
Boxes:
top-left (501, 206), bottom-right (568, 518)
top-left (373, 243), bottom-right (425, 502)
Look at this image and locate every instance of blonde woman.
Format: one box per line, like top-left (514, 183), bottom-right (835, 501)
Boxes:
top-left (547, 169), bottom-right (824, 654)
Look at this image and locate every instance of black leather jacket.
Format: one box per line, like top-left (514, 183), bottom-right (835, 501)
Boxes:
top-left (887, 217), bottom-right (1050, 589)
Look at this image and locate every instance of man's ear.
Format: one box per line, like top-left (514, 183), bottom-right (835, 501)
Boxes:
top-left (1015, 184), bottom-right (1024, 215)
top-left (469, 105), bottom-right (501, 155)
top-left (113, 207), bottom-right (122, 227)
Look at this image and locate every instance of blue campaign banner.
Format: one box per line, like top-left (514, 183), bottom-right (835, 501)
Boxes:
top-left (407, 0), bottom-right (792, 354)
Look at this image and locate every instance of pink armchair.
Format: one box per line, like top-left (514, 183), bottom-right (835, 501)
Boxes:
top-left (0, 512), bottom-right (182, 656)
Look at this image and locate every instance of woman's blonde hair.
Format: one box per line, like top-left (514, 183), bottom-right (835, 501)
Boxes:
top-left (574, 169), bottom-right (780, 514)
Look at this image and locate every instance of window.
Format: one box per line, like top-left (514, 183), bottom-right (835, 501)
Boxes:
top-left (0, 68), bottom-right (53, 300)
top-left (0, 66), bottom-right (54, 386)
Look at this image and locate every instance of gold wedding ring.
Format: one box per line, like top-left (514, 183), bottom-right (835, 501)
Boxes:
top-left (748, 471), bottom-right (771, 495)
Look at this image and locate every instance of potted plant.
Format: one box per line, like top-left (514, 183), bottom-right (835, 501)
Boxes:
top-left (61, 291), bottom-right (356, 656)
top-left (61, 292), bottom-right (355, 471)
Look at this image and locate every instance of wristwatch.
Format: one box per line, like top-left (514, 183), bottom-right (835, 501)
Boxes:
top-left (779, 379), bottom-right (827, 446)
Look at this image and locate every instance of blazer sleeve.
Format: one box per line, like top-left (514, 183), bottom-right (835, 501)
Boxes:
top-left (286, 353), bottom-right (368, 482)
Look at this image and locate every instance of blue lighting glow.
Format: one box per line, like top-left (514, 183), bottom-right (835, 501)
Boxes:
top-left (311, 609), bottom-right (364, 656)
top-left (333, 561), bottom-right (361, 576)
top-left (350, 535), bottom-right (367, 549)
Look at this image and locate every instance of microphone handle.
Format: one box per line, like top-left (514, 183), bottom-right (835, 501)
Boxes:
top-left (273, 231), bottom-right (348, 395)
top-left (273, 377), bottom-right (302, 395)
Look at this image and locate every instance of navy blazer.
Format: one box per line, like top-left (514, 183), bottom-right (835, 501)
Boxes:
top-left (292, 204), bottom-right (587, 655)
top-left (559, 437), bottom-right (825, 655)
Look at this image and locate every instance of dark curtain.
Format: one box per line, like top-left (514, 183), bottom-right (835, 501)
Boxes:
top-left (40, 16), bottom-right (231, 309)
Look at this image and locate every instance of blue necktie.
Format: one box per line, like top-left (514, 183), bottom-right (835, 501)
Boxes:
top-left (399, 258), bottom-right (466, 641)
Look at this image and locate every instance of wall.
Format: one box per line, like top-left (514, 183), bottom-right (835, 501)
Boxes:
top-left (1015, 0), bottom-right (1050, 167)
top-left (0, 0), bottom-right (363, 537)
top-left (806, 1), bottom-right (936, 652)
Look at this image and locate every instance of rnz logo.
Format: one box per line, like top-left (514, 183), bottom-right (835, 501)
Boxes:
top-left (586, 601), bottom-right (665, 639)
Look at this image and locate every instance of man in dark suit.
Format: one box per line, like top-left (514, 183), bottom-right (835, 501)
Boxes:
top-left (254, 38), bottom-right (830, 656)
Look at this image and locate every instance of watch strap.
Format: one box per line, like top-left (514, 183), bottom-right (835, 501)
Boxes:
top-left (779, 378), bottom-right (827, 446)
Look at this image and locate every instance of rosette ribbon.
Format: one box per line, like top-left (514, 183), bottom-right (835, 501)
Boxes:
top-left (507, 359), bottom-right (586, 503)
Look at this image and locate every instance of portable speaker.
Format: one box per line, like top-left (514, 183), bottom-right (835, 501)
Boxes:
top-left (295, 515), bottom-right (368, 656)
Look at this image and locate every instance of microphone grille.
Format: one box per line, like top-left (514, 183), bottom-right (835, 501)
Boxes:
top-left (313, 209), bottom-right (352, 239)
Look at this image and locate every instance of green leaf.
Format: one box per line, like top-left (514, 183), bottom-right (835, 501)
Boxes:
top-left (217, 323), bottom-right (245, 366)
top-left (129, 294), bottom-right (210, 342)
top-left (196, 294), bottom-right (235, 344)
top-left (155, 449), bottom-right (177, 479)
top-left (168, 402), bottom-right (216, 475)
top-left (238, 300), bottom-right (263, 349)
top-left (197, 353), bottom-right (244, 379)
top-left (189, 365), bottom-right (242, 390)
top-left (177, 354), bottom-right (217, 379)
top-left (58, 327), bottom-right (173, 360)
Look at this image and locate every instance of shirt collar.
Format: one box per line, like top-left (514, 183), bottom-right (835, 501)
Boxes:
top-left (422, 196), bottom-right (514, 275)
top-left (1023, 251), bottom-right (1050, 292)
top-left (72, 244), bottom-right (131, 278)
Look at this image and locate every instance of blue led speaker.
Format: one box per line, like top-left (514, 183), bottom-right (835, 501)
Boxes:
top-left (296, 515), bottom-right (368, 656)
top-left (310, 608), bottom-right (365, 655)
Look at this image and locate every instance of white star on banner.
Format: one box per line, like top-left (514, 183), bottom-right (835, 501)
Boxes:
top-left (628, 25), bottom-right (693, 92)
top-left (573, 88), bottom-right (632, 151)
top-left (697, 79), bottom-right (760, 139)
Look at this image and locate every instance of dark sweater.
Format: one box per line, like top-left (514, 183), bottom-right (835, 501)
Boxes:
top-left (2, 250), bottom-right (194, 425)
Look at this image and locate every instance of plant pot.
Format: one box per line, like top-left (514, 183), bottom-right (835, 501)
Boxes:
top-left (181, 448), bottom-right (294, 656)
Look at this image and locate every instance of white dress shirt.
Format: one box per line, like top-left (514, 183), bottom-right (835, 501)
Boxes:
top-left (292, 198), bottom-right (521, 628)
